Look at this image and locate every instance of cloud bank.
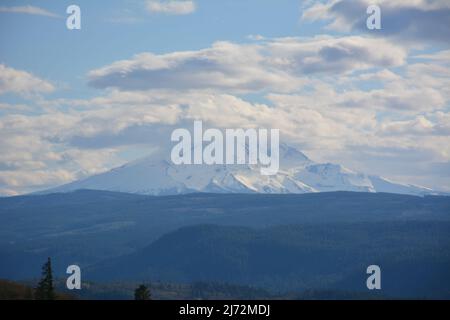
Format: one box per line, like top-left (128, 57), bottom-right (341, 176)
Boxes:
top-left (302, 0), bottom-right (450, 44)
top-left (88, 36), bottom-right (406, 93)
top-left (0, 64), bottom-right (55, 97)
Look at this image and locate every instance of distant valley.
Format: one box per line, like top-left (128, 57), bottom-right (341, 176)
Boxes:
top-left (1, 190), bottom-right (449, 299)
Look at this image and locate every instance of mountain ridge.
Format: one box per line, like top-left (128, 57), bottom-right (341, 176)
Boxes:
top-left (42, 143), bottom-right (435, 196)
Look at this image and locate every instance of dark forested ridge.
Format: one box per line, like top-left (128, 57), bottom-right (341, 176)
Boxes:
top-left (1, 190), bottom-right (449, 299)
top-left (87, 222), bottom-right (450, 299)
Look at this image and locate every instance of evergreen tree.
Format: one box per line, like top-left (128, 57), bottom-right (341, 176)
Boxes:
top-left (134, 284), bottom-right (151, 300)
top-left (35, 257), bottom-right (55, 300)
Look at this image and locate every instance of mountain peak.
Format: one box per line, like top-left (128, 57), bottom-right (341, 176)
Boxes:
top-left (41, 144), bottom-right (435, 197)
top-left (279, 143), bottom-right (311, 168)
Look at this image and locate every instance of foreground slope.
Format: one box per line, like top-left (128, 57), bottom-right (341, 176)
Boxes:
top-left (1, 190), bottom-right (449, 281)
top-left (87, 222), bottom-right (450, 299)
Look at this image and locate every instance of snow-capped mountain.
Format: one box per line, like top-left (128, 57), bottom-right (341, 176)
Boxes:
top-left (44, 144), bottom-right (434, 196)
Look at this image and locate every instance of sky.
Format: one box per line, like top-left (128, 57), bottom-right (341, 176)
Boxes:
top-left (0, 0), bottom-right (450, 195)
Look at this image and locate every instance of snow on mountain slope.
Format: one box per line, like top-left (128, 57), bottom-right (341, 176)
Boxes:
top-left (368, 175), bottom-right (433, 195)
top-left (44, 144), bottom-right (434, 196)
top-left (292, 163), bottom-right (374, 193)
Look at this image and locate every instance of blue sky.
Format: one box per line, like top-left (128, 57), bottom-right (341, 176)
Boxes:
top-left (1, 0), bottom-right (450, 195)
top-left (0, 0), bottom-right (327, 101)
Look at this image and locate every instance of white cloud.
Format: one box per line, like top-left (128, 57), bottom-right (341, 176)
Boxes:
top-left (379, 116), bottom-right (435, 136)
top-left (88, 36), bottom-right (406, 93)
top-left (1, 38), bottom-right (450, 194)
top-left (266, 36), bottom-right (406, 74)
top-left (88, 41), bottom-right (303, 93)
top-left (0, 5), bottom-right (60, 18)
top-left (0, 102), bottom-right (31, 113)
top-left (247, 34), bottom-right (265, 41)
top-left (146, 0), bottom-right (196, 15)
top-left (301, 0), bottom-right (450, 44)
top-left (0, 64), bottom-right (55, 97)
top-left (1, 82), bottom-right (450, 194)
top-left (415, 50), bottom-right (450, 61)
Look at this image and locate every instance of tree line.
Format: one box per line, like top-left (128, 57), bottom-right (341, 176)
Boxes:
top-left (34, 257), bottom-right (151, 300)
